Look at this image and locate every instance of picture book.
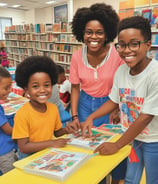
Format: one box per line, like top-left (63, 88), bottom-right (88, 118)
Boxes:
top-left (45, 23), bottom-right (53, 32)
top-left (1, 92), bottom-right (29, 115)
top-left (61, 22), bottom-right (67, 32)
top-left (148, 50), bottom-right (158, 60)
top-left (151, 33), bottom-right (158, 45)
top-left (53, 23), bottom-right (61, 32)
top-left (96, 124), bottom-right (124, 135)
top-left (67, 129), bottom-right (114, 150)
top-left (23, 149), bottom-right (90, 181)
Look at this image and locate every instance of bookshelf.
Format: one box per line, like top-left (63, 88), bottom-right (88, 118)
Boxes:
top-left (4, 23), bottom-right (83, 76)
top-left (149, 29), bottom-right (158, 60)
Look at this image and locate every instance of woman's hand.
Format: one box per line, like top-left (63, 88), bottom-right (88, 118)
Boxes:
top-left (65, 118), bottom-right (80, 134)
top-left (94, 142), bottom-right (119, 155)
top-left (80, 117), bottom-right (93, 137)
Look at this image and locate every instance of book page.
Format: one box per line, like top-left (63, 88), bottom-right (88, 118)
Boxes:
top-left (67, 129), bottom-right (115, 150)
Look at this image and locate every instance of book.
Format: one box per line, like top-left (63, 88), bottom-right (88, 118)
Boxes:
top-left (1, 92), bottom-right (29, 115)
top-left (61, 22), bottom-right (67, 32)
top-left (151, 33), bottom-right (158, 45)
top-left (148, 50), bottom-right (158, 60)
top-left (45, 23), bottom-right (53, 32)
top-left (96, 124), bottom-right (124, 135)
top-left (53, 23), bottom-right (61, 32)
top-left (23, 149), bottom-right (90, 181)
top-left (67, 129), bottom-right (114, 150)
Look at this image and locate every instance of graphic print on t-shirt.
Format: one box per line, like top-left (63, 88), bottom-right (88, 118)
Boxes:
top-left (119, 88), bottom-right (149, 135)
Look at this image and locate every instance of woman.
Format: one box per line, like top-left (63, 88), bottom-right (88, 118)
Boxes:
top-left (67, 3), bottom-right (126, 184)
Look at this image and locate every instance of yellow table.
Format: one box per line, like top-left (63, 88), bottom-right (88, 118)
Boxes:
top-left (0, 135), bottom-right (131, 184)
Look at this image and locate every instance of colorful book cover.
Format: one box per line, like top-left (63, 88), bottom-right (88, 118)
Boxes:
top-left (96, 124), bottom-right (124, 135)
top-left (53, 23), bottom-right (61, 32)
top-left (151, 7), bottom-right (158, 26)
top-left (24, 149), bottom-right (90, 181)
top-left (148, 50), bottom-right (158, 60)
top-left (151, 33), bottom-right (158, 45)
top-left (45, 24), bottom-right (53, 32)
top-left (1, 92), bottom-right (29, 115)
top-left (61, 22), bottom-right (67, 32)
top-left (67, 129), bottom-right (114, 150)
top-left (142, 9), bottom-right (152, 22)
top-left (35, 24), bottom-right (41, 33)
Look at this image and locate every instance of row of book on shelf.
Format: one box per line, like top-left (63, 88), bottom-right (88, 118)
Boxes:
top-left (13, 124), bottom-right (124, 182)
top-left (5, 33), bottom-right (79, 44)
top-left (5, 22), bottom-right (72, 33)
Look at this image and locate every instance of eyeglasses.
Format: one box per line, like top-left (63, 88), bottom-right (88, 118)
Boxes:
top-left (84, 30), bottom-right (105, 38)
top-left (115, 40), bottom-right (147, 52)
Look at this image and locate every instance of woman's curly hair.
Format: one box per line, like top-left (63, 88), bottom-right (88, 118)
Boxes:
top-left (15, 56), bottom-right (58, 89)
top-left (71, 3), bottom-right (119, 44)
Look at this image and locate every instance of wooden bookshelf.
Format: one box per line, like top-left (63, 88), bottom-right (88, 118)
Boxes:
top-left (4, 23), bottom-right (83, 75)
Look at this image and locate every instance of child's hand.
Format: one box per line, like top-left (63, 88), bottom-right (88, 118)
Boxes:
top-left (94, 142), bottom-right (119, 155)
top-left (51, 138), bottom-right (69, 148)
top-left (110, 108), bottom-right (120, 124)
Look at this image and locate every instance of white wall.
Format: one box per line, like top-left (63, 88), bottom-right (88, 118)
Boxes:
top-left (0, 1), bottom-right (119, 25)
top-left (25, 9), bottom-right (35, 24)
top-left (73, 1), bottom-right (119, 15)
top-left (0, 8), bottom-right (25, 25)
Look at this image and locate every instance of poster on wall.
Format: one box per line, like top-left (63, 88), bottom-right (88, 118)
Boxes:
top-left (54, 4), bottom-right (68, 23)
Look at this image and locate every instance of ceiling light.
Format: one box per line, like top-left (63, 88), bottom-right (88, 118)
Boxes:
top-left (46, 1), bottom-right (56, 4)
top-left (12, 5), bottom-right (21, 8)
top-left (0, 3), bottom-right (8, 6)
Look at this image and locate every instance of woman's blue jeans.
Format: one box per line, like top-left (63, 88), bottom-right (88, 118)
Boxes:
top-left (78, 90), bottom-right (110, 126)
top-left (125, 140), bottom-right (158, 184)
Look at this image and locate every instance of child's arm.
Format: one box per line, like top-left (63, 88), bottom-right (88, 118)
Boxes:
top-left (81, 100), bottom-right (119, 136)
top-left (54, 125), bottom-right (75, 137)
top-left (94, 113), bottom-right (153, 155)
top-left (1, 122), bottom-right (12, 135)
top-left (17, 137), bottom-right (68, 154)
top-left (54, 127), bottom-right (68, 137)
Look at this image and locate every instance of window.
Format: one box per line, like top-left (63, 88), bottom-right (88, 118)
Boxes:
top-left (0, 17), bottom-right (12, 40)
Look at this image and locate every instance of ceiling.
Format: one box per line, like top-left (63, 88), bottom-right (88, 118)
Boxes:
top-left (0, 0), bottom-right (65, 11)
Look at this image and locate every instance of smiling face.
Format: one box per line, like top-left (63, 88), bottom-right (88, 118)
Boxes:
top-left (0, 76), bottom-right (12, 101)
top-left (118, 28), bottom-right (151, 74)
top-left (84, 20), bottom-right (106, 53)
top-left (26, 72), bottom-right (52, 107)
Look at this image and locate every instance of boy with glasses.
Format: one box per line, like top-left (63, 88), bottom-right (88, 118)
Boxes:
top-left (82, 16), bottom-right (158, 184)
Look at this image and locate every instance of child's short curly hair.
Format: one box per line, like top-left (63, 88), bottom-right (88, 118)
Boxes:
top-left (71, 3), bottom-right (119, 44)
top-left (15, 56), bottom-right (58, 89)
top-left (118, 16), bottom-right (151, 41)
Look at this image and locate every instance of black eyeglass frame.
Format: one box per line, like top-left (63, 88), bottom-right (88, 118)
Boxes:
top-left (115, 40), bottom-right (148, 52)
top-left (83, 30), bottom-right (105, 38)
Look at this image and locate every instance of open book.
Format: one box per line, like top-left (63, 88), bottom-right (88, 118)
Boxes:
top-left (23, 149), bottom-right (90, 181)
top-left (67, 129), bottom-right (115, 150)
top-left (95, 124), bottom-right (124, 135)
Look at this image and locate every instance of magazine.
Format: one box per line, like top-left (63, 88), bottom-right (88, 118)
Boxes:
top-left (67, 129), bottom-right (114, 150)
top-left (24, 149), bottom-right (90, 181)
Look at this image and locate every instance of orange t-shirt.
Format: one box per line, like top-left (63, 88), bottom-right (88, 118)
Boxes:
top-left (12, 102), bottom-right (62, 142)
